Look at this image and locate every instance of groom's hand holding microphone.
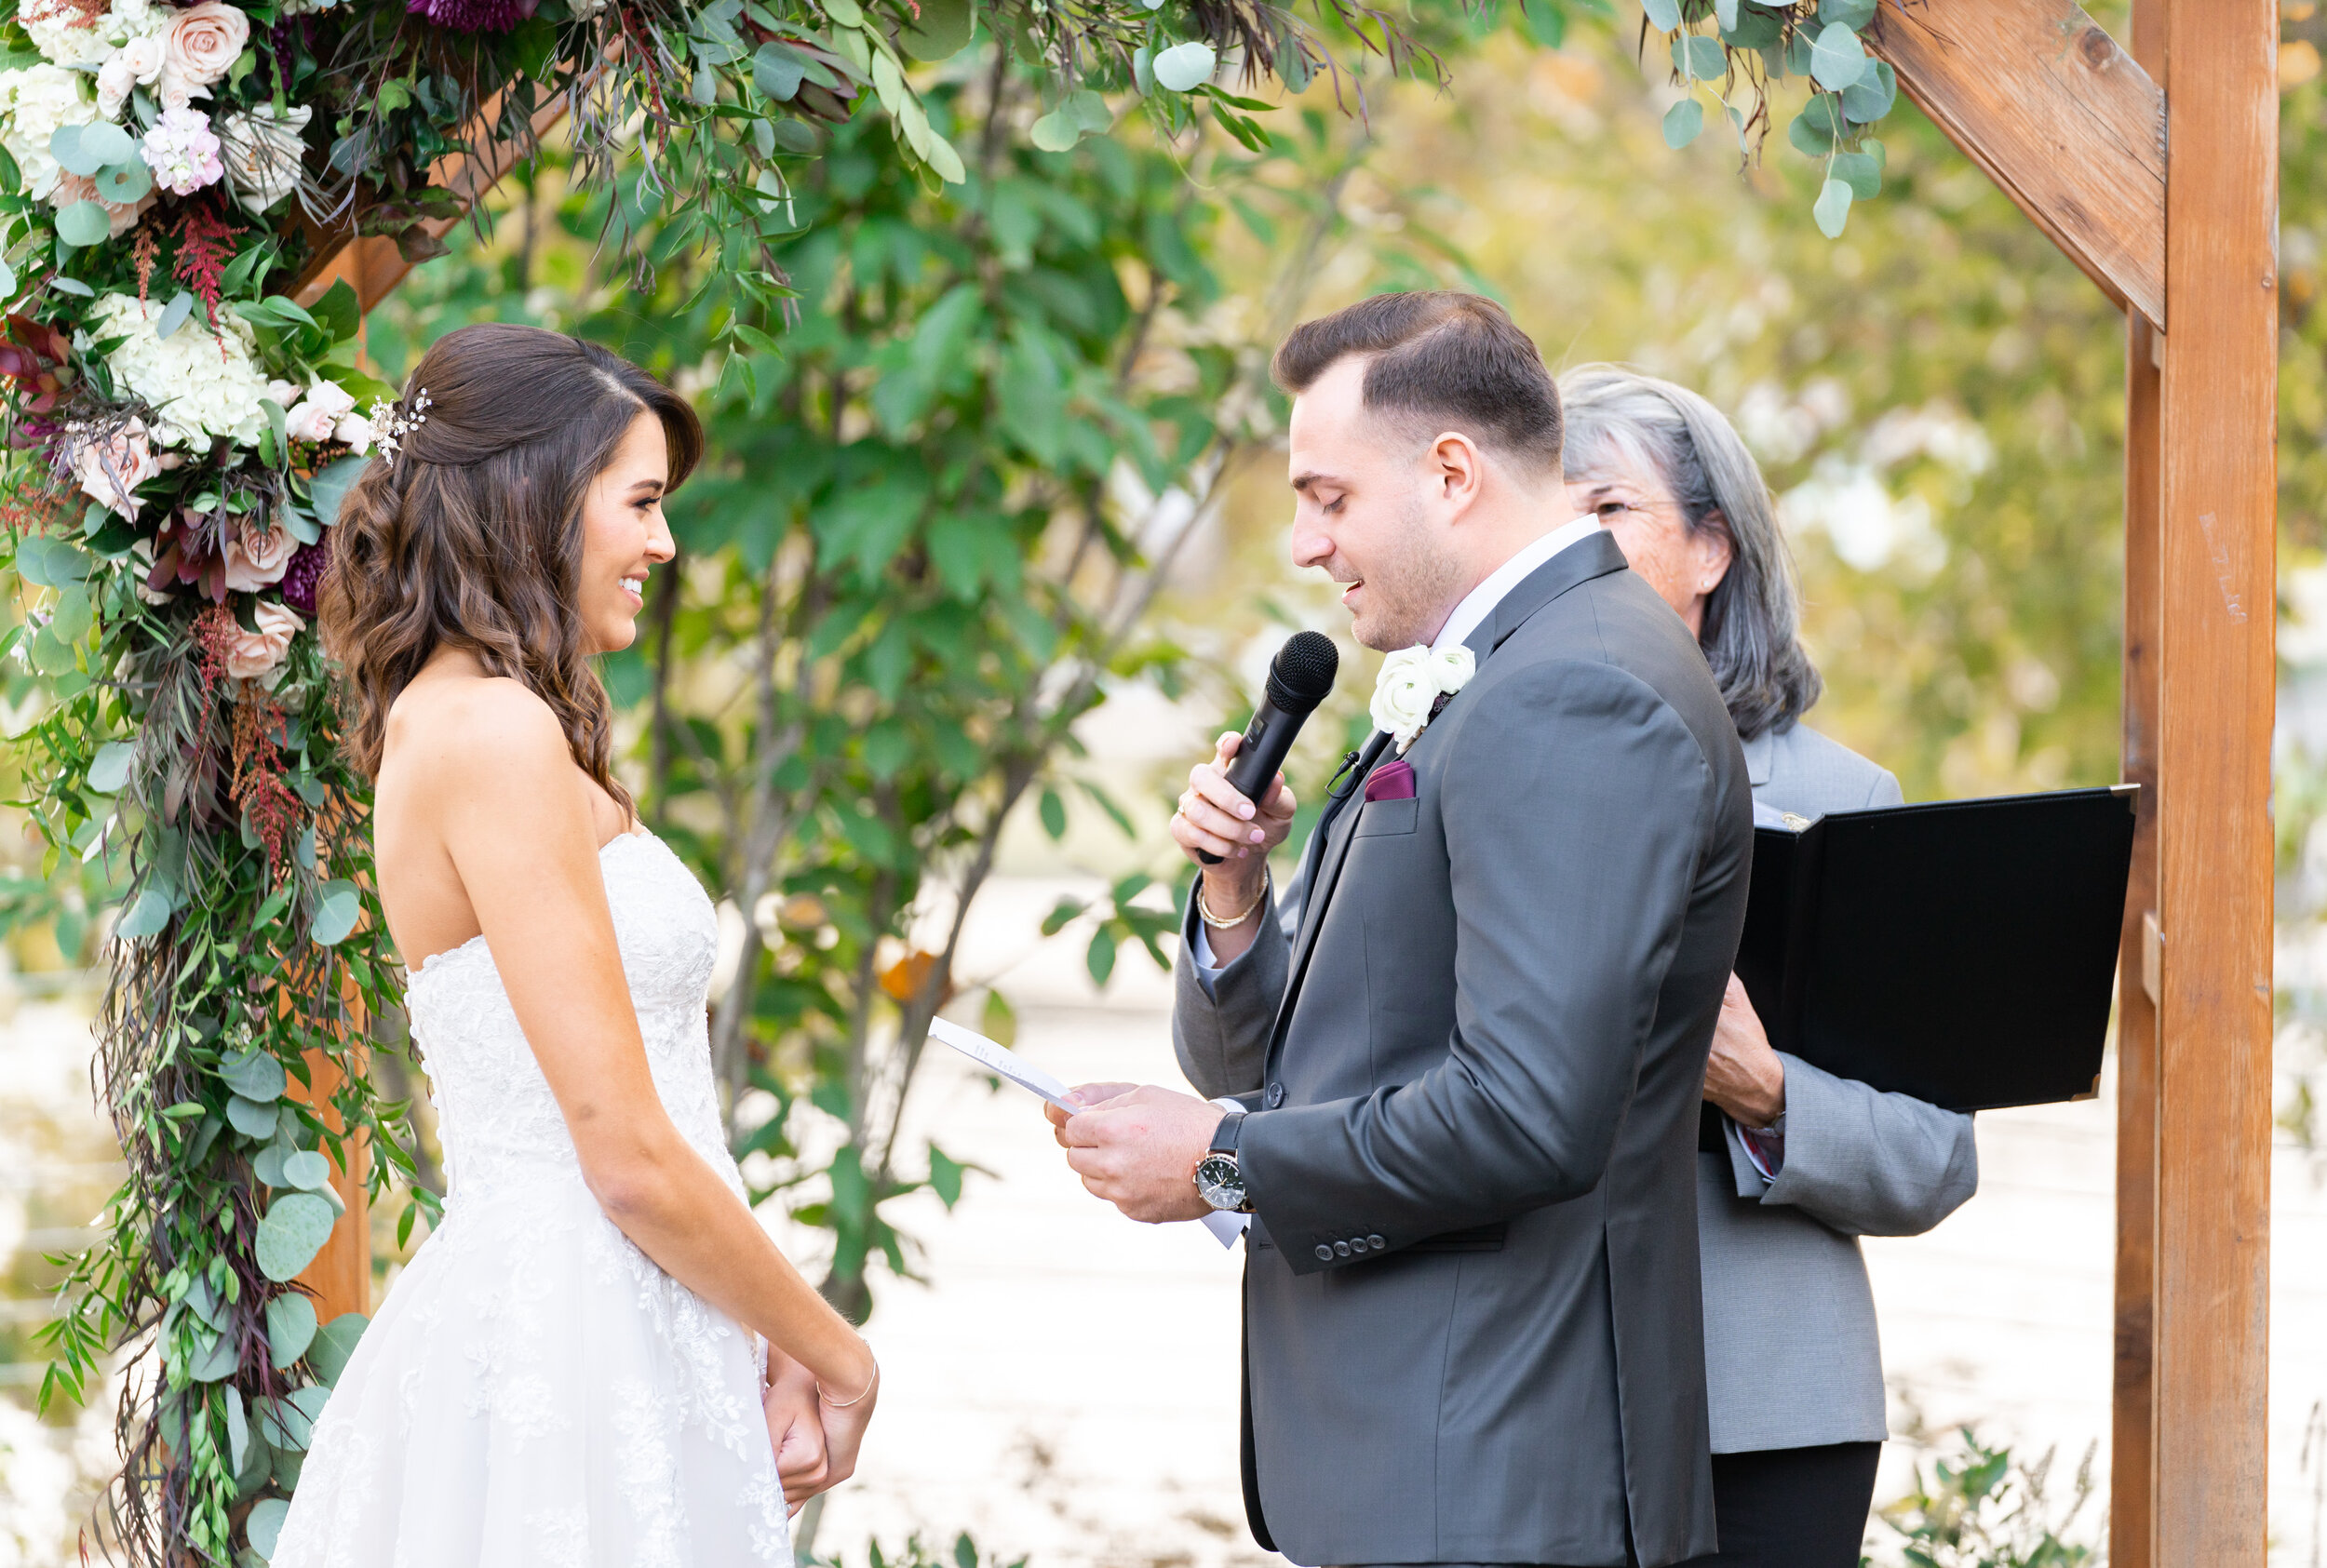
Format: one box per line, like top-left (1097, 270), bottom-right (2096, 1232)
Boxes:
top-left (1169, 730), bottom-right (1298, 961)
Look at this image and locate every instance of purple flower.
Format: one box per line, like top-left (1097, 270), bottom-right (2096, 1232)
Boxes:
top-left (405, 0), bottom-right (537, 32)
top-left (278, 535), bottom-right (329, 619)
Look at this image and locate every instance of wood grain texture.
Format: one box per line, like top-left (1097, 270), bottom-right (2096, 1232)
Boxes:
top-left (2112, 302), bottom-right (2162, 1568)
top-left (2151, 0), bottom-right (2279, 1561)
top-left (286, 87), bottom-right (576, 312)
top-left (287, 1045), bottom-right (371, 1322)
top-left (1865, 0), bottom-right (2166, 328)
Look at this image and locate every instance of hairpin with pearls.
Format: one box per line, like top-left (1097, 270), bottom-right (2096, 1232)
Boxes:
top-left (366, 387), bottom-right (432, 461)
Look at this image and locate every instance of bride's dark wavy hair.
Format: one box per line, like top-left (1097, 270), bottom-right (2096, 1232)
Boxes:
top-left (316, 323), bottom-right (703, 813)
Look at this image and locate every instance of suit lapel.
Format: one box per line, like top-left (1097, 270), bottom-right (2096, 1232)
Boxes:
top-left (1263, 531), bottom-right (1632, 1061)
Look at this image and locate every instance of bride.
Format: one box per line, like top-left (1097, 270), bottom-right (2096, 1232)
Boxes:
top-left (273, 322), bottom-right (876, 1566)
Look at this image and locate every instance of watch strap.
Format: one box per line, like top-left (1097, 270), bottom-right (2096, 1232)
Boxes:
top-left (1209, 1108), bottom-right (1245, 1156)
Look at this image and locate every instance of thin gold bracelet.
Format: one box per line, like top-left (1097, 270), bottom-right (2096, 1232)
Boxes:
top-left (1196, 870), bottom-right (1269, 930)
top-left (820, 1360), bottom-right (879, 1408)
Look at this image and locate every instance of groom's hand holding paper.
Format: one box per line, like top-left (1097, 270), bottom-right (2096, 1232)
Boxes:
top-left (1051, 1084), bottom-right (1220, 1225)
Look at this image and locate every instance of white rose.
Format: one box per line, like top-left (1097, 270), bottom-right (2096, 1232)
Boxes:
top-left (70, 416), bottom-right (162, 519)
top-left (1368, 644), bottom-right (1476, 750)
top-left (222, 599), bottom-right (302, 684)
top-left (222, 514), bottom-right (296, 591)
top-left (283, 379), bottom-right (354, 442)
top-left (333, 412), bottom-right (375, 454)
top-left (216, 102), bottom-right (309, 215)
top-left (96, 32), bottom-right (166, 115)
top-left (0, 64), bottom-right (99, 201)
top-left (90, 292), bottom-right (274, 445)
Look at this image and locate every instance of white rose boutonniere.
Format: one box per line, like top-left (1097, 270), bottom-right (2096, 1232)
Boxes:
top-left (1370, 643), bottom-right (1476, 754)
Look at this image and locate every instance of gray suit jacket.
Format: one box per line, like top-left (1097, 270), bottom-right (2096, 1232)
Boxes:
top-left (1696, 721), bottom-right (1979, 1453)
top-left (1173, 530), bottom-right (1752, 1568)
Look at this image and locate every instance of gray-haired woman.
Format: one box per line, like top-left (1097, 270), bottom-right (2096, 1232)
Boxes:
top-left (1558, 366), bottom-right (1980, 1568)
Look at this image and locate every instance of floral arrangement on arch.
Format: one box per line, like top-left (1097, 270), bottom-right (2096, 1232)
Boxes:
top-left (0, 0), bottom-right (1438, 1550)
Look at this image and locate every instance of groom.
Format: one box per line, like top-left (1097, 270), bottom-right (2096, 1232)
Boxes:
top-left (1052, 293), bottom-right (1754, 1567)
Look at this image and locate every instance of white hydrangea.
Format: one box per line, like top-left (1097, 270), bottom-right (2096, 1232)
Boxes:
top-left (89, 293), bottom-right (275, 447)
top-left (17, 0), bottom-right (115, 68)
top-left (0, 64), bottom-right (98, 201)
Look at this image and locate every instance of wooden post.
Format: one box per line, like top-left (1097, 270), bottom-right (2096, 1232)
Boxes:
top-left (2112, 307), bottom-right (2162, 1568)
top-left (2147, 2), bottom-right (2279, 1563)
top-left (286, 1046), bottom-right (371, 1321)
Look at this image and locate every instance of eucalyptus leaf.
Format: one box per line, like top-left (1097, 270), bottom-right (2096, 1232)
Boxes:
top-left (898, 0), bottom-right (974, 60)
top-left (281, 1149), bottom-right (331, 1190)
top-left (1787, 104), bottom-right (1839, 157)
top-left (87, 739), bottom-right (134, 794)
top-left (264, 1293), bottom-right (317, 1366)
top-left (221, 1046), bottom-right (287, 1103)
top-left (185, 1277), bottom-right (229, 1331)
top-left (252, 1142), bottom-right (289, 1187)
top-left (1819, 0), bottom-right (1876, 26)
top-left (1671, 34), bottom-right (1725, 80)
top-left (114, 886), bottom-right (172, 940)
top-left (187, 1325), bottom-right (239, 1382)
top-left (1841, 58), bottom-right (1897, 122)
top-left (309, 878), bottom-right (361, 945)
top-left (308, 1311), bottom-right (368, 1385)
top-left (95, 159), bottom-right (150, 203)
top-left (225, 1094), bottom-right (279, 1139)
top-left (76, 121), bottom-right (134, 168)
top-left (1809, 22), bottom-right (1867, 89)
top-left (254, 1192), bottom-right (336, 1281)
top-left (752, 42), bottom-right (804, 100)
top-left (245, 1497), bottom-right (290, 1560)
top-left (1641, 0), bottom-right (1680, 28)
top-left (1029, 110), bottom-right (1083, 153)
top-left (47, 123), bottom-right (97, 176)
top-left (223, 1386), bottom-right (249, 1471)
top-left (1831, 149), bottom-right (1882, 198)
top-left (1812, 175), bottom-right (1854, 237)
top-left (307, 454), bottom-right (370, 528)
top-left (53, 200), bottom-right (110, 248)
top-left (1661, 98), bottom-right (1704, 149)
top-left (1150, 40), bottom-right (1217, 92)
top-left (1714, 0), bottom-right (1737, 27)
top-left (771, 118), bottom-right (817, 154)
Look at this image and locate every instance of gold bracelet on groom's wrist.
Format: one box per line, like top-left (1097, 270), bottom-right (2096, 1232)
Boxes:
top-left (1196, 869), bottom-right (1269, 930)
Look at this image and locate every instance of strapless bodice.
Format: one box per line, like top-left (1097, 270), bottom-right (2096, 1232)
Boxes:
top-left (406, 832), bottom-right (734, 1210)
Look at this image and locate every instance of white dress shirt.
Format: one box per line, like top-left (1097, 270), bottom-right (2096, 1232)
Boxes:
top-left (1191, 516), bottom-right (1602, 974)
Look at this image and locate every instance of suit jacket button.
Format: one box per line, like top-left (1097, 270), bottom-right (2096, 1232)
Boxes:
top-left (1334, 1240), bottom-right (1352, 1257)
top-left (1266, 1082), bottom-right (1286, 1107)
top-left (1313, 1244), bottom-right (1334, 1262)
top-left (1366, 1235), bottom-right (1385, 1251)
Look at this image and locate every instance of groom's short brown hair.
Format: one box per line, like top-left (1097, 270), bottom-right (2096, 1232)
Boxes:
top-left (1272, 292), bottom-right (1564, 471)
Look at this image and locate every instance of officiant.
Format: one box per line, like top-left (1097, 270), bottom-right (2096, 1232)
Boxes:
top-left (1558, 365), bottom-right (1980, 1568)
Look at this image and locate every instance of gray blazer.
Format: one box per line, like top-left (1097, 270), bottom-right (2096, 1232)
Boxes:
top-left (1697, 721), bottom-right (1979, 1454)
top-left (1173, 531), bottom-right (1752, 1568)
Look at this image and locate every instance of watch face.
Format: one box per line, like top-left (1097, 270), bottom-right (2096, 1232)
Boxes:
top-left (1193, 1153), bottom-right (1245, 1211)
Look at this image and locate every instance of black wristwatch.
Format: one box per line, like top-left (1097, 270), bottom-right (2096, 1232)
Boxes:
top-left (1194, 1110), bottom-right (1254, 1214)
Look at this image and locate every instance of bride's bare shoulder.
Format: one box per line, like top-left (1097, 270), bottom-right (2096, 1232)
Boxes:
top-left (383, 672), bottom-right (568, 788)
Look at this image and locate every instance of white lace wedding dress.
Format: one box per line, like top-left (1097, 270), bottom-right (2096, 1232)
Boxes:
top-left (273, 832), bottom-right (791, 1568)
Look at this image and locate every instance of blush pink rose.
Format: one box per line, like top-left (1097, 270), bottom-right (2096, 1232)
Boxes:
top-left (283, 381), bottom-right (355, 443)
top-left (223, 599), bottom-right (303, 682)
top-left (72, 418), bottom-right (163, 519)
top-left (162, 2), bottom-right (248, 89)
top-left (222, 514), bottom-right (298, 592)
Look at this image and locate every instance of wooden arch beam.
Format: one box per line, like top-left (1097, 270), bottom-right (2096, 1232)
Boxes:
top-left (1865, 0), bottom-right (2167, 329)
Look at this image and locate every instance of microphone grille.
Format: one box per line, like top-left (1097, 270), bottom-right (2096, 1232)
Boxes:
top-left (1265, 631), bottom-right (1340, 714)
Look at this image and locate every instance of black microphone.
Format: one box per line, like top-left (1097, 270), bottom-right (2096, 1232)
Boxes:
top-left (1197, 630), bottom-right (1340, 865)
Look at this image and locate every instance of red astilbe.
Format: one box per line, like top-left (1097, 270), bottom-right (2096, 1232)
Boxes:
top-left (131, 224), bottom-right (159, 302)
top-left (170, 204), bottom-right (243, 323)
top-left (190, 605), bottom-right (303, 871)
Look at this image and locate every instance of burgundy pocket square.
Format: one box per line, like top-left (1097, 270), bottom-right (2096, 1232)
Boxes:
top-left (1365, 760), bottom-right (1416, 802)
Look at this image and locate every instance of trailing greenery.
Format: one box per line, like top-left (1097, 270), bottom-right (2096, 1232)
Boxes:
top-left (1869, 1427), bottom-right (2101, 1568)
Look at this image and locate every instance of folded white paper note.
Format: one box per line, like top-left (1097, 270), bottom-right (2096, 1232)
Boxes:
top-left (927, 1016), bottom-right (1084, 1115)
top-left (928, 1016), bottom-right (1245, 1251)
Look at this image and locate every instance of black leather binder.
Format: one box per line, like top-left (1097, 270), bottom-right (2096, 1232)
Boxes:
top-left (1732, 784), bottom-right (2139, 1113)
